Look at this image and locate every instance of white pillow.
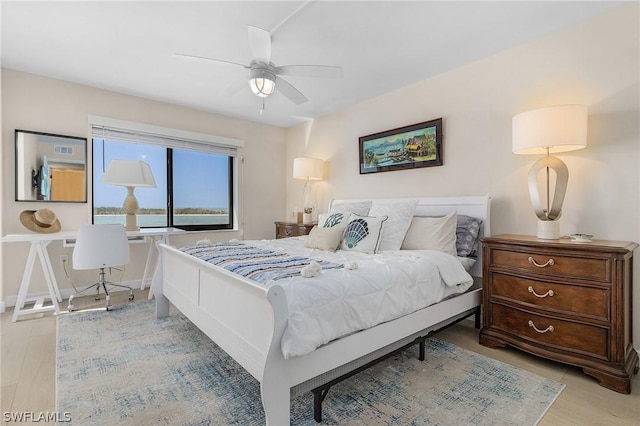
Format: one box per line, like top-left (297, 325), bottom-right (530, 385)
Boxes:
top-left (401, 211), bottom-right (458, 256)
top-left (318, 212), bottom-right (350, 229)
top-left (369, 199), bottom-right (418, 251)
top-left (304, 226), bottom-right (345, 252)
top-left (328, 200), bottom-right (372, 217)
top-left (340, 214), bottom-right (388, 254)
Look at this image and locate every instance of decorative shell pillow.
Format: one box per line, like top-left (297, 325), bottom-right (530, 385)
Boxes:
top-left (340, 213), bottom-right (388, 254)
top-left (319, 200), bottom-right (373, 230)
top-left (318, 212), bottom-right (349, 229)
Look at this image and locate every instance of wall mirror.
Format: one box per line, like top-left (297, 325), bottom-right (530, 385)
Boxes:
top-left (15, 129), bottom-right (87, 203)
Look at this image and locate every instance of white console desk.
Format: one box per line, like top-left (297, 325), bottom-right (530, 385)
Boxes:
top-left (2, 227), bottom-right (185, 322)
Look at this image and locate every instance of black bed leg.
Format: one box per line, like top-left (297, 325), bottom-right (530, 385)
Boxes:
top-left (313, 388), bottom-right (329, 423)
top-left (474, 307), bottom-right (481, 329)
top-left (419, 337), bottom-right (426, 361)
top-left (313, 390), bottom-right (322, 423)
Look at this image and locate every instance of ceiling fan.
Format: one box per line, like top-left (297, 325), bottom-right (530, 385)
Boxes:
top-left (175, 25), bottom-right (343, 105)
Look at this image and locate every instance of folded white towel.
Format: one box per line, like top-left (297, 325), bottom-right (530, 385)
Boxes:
top-left (301, 261), bottom-right (322, 278)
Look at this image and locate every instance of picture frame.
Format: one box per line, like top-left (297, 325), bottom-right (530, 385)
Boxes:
top-left (359, 118), bottom-right (443, 174)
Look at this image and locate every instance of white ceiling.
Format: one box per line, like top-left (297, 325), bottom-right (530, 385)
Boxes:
top-left (1, 1), bottom-right (627, 128)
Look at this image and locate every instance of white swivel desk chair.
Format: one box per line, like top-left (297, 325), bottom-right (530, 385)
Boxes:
top-left (69, 224), bottom-right (134, 311)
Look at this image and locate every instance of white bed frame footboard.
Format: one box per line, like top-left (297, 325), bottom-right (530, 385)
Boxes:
top-left (155, 195), bottom-right (490, 425)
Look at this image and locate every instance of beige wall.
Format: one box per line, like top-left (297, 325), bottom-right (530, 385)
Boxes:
top-left (285, 6), bottom-right (640, 347)
top-left (1, 69), bottom-right (287, 305)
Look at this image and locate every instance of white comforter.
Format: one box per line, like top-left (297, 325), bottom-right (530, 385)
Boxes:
top-left (248, 237), bottom-right (474, 359)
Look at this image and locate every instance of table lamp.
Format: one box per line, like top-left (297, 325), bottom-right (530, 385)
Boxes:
top-left (293, 157), bottom-right (324, 224)
top-left (102, 159), bottom-right (157, 231)
top-left (512, 105), bottom-right (588, 239)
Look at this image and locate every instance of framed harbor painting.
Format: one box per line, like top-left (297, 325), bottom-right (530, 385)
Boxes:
top-left (359, 118), bottom-right (443, 174)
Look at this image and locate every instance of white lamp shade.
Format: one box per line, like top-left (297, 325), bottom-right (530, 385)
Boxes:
top-left (512, 104), bottom-right (588, 155)
top-left (293, 157), bottom-right (324, 181)
top-left (102, 160), bottom-right (157, 187)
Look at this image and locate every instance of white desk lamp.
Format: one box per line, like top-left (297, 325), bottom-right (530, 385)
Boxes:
top-left (293, 157), bottom-right (324, 224)
top-left (512, 105), bottom-right (588, 239)
top-left (102, 159), bottom-right (157, 231)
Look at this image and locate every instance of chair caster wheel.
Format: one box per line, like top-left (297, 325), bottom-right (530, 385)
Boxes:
top-left (129, 294), bottom-right (134, 301)
top-left (106, 305), bottom-right (113, 311)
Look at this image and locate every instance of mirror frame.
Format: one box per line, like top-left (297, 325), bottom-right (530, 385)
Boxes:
top-left (15, 129), bottom-right (88, 203)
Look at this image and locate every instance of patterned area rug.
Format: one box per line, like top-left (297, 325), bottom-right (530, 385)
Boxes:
top-left (57, 302), bottom-right (564, 425)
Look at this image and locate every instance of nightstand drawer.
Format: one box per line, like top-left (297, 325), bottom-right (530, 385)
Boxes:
top-left (275, 222), bottom-right (316, 239)
top-left (491, 249), bottom-right (610, 282)
top-left (490, 273), bottom-right (609, 320)
top-left (491, 304), bottom-right (609, 360)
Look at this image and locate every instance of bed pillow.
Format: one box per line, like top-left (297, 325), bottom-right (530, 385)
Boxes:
top-left (328, 200), bottom-right (372, 217)
top-left (304, 226), bottom-right (345, 252)
top-left (340, 213), bottom-right (388, 254)
top-left (318, 212), bottom-right (349, 229)
top-left (456, 215), bottom-right (483, 257)
top-left (369, 199), bottom-right (418, 251)
top-left (401, 211), bottom-right (457, 256)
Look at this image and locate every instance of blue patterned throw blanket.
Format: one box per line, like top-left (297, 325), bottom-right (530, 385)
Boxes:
top-left (180, 241), bottom-right (343, 285)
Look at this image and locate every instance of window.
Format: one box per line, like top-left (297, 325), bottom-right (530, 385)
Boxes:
top-left (90, 117), bottom-right (242, 231)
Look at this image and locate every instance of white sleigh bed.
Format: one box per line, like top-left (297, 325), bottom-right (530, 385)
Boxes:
top-left (154, 195), bottom-right (490, 425)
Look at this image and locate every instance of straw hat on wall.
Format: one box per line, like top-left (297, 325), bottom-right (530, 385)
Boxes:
top-left (19, 208), bottom-right (61, 233)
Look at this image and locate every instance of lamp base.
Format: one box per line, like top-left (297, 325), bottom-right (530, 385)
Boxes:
top-left (125, 213), bottom-right (139, 231)
top-left (123, 186), bottom-right (140, 231)
top-left (537, 220), bottom-right (560, 240)
top-left (303, 213), bottom-right (313, 224)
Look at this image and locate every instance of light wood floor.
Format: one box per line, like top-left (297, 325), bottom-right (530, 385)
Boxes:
top-left (1, 291), bottom-right (639, 425)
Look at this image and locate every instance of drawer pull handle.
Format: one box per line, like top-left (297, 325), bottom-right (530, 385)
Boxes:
top-left (528, 256), bottom-right (555, 268)
top-left (285, 230), bottom-right (291, 236)
top-left (528, 320), bottom-right (554, 334)
top-left (528, 286), bottom-right (554, 298)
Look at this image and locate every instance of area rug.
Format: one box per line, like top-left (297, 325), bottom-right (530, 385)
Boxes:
top-left (57, 301), bottom-right (564, 425)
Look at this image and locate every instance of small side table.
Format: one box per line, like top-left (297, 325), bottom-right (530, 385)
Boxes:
top-left (274, 221), bottom-right (316, 239)
top-left (480, 234), bottom-right (638, 393)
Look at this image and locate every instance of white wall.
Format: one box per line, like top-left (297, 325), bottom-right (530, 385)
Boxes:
top-left (1, 69), bottom-right (287, 304)
top-left (285, 6), bottom-right (640, 347)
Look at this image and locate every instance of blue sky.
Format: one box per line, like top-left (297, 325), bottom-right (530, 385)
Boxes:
top-left (93, 139), bottom-right (229, 210)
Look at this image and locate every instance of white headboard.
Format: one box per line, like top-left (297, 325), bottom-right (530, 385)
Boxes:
top-left (327, 195), bottom-right (491, 277)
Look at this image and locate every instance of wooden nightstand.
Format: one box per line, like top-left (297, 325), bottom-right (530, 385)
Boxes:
top-left (274, 221), bottom-right (316, 239)
top-left (479, 234), bottom-right (639, 394)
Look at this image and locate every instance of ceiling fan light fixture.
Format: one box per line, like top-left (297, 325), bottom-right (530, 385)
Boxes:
top-left (250, 77), bottom-right (275, 97)
top-left (249, 67), bottom-right (276, 98)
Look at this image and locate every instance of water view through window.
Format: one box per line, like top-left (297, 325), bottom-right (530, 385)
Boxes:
top-left (93, 139), bottom-right (232, 230)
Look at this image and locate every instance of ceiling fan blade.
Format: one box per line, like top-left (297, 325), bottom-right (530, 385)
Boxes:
top-left (248, 25), bottom-right (271, 64)
top-left (173, 53), bottom-right (248, 68)
top-left (277, 65), bottom-right (343, 79)
top-left (275, 76), bottom-right (308, 105)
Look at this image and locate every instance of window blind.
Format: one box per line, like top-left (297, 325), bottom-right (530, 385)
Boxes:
top-left (88, 116), bottom-right (244, 157)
